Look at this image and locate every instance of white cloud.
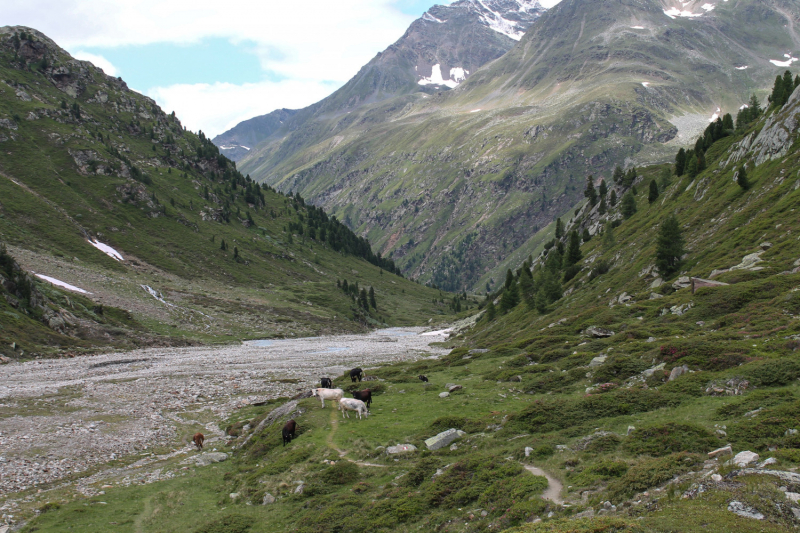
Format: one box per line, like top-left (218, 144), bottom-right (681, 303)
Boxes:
top-left (147, 80), bottom-right (337, 138)
top-left (72, 51), bottom-right (119, 76)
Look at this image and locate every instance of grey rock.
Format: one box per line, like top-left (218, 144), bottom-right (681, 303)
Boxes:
top-left (480, 510), bottom-right (488, 517)
top-left (646, 336), bottom-right (656, 343)
top-left (786, 492), bottom-right (800, 503)
top-left (448, 385), bottom-right (462, 393)
top-left (15, 89), bottom-right (31, 101)
top-left (0, 119), bottom-right (18, 130)
top-left (618, 292), bottom-right (633, 304)
top-left (730, 252), bottom-right (764, 272)
top-left (668, 365), bottom-right (689, 382)
top-left (728, 500), bottom-right (764, 520)
top-left (524, 446), bottom-right (533, 457)
top-left (294, 484), bottom-right (304, 494)
top-left (759, 457), bottom-right (778, 468)
top-left (229, 492), bottom-right (239, 500)
top-left (627, 426), bottom-right (635, 436)
top-left (649, 292), bottom-right (663, 300)
top-left (760, 242), bottom-right (773, 250)
top-left (733, 451), bottom-right (759, 467)
top-left (708, 446), bottom-right (732, 458)
top-left (439, 392), bottom-right (450, 398)
top-left (194, 452), bottom-right (228, 466)
top-left (588, 355), bottom-right (607, 367)
top-left (387, 444), bottom-right (417, 454)
top-left (262, 493), bottom-right (276, 505)
top-left (650, 278), bottom-right (663, 289)
top-left (785, 429), bottom-right (798, 436)
top-left (672, 276), bottom-right (691, 289)
top-left (425, 428), bottom-right (466, 450)
top-left (711, 474), bottom-right (723, 482)
top-left (449, 443), bottom-right (458, 451)
top-left (585, 326), bottom-right (614, 338)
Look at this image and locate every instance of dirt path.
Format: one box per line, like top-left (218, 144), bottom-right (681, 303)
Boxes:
top-left (0, 328), bottom-right (446, 497)
top-left (324, 407), bottom-right (385, 467)
top-left (524, 464), bottom-right (565, 505)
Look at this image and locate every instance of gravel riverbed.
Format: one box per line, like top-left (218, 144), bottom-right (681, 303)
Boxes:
top-left (0, 327), bottom-right (447, 497)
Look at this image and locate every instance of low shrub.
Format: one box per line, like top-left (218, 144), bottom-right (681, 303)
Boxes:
top-left (194, 514), bottom-right (255, 533)
top-left (715, 390), bottom-right (795, 419)
top-left (505, 517), bottom-right (646, 533)
top-left (318, 460), bottom-right (360, 485)
top-left (624, 423), bottom-right (718, 456)
top-left (591, 355), bottom-right (650, 383)
top-left (727, 400), bottom-right (800, 450)
top-left (607, 453), bottom-right (704, 502)
top-left (583, 433), bottom-right (622, 454)
top-left (402, 457), bottom-right (443, 487)
top-left (744, 358), bottom-right (800, 387)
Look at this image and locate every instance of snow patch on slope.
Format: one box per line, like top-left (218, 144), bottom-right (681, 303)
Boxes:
top-left (473, 0), bottom-right (527, 40)
top-left (423, 12), bottom-right (445, 23)
top-left (34, 274), bottom-right (91, 294)
top-left (88, 239), bottom-right (123, 261)
top-left (770, 55), bottom-right (798, 67)
top-left (418, 64), bottom-right (469, 88)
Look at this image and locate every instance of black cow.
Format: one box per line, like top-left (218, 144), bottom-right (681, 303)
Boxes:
top-left (350, 367), bottom-right (363, 383)
top-left (282, 419), bottom-right (297, 446)
top-left (418, 375), bottom-right (429, 383)
top-left (352, 389), bottom-right (372, 409)
top-left (321, 377), bottom-right (333, 388)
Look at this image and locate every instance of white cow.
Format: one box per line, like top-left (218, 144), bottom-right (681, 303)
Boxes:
top-left (311, 387), bottom-right (344, 408)
top-left (339, 398), bottom-right (369, 419)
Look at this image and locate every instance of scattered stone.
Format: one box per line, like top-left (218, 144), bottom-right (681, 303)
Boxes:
top-left (668, 365), bottom-right (689, 382)
top-left (262, 493), bottom-right (276, 505)
top-left (785, 429), bottom-right (798, 436)
top-left (730, 252), bottom-right (764, 272)
top-left (588, 355), bottom-right (607, 367)
top-left (439, 392), bottom-right (450, 398)
top-left (469, 349), bottom-right (488, 354)
top-left (733, 451), bottom-right (760, 467)
top-left (650, 278), bottom-right (663, 289)
top-left (744, 408), bottom-right (762, 418)
top-left (387, 444), bottom-right (417, 454)
top-left (760, 242), bottom-right (773, 250)
top-left (193, 452), bottom-right (228, 466)
top-left (711, 474), bottom-right (723, 482)
top-left (646, 336), bottom-right (656, 342)
top-left (758, 458), bottom-right (778, 468)
top-left (294, 484), bottom-right (304, 494)
top-left (573, 431), bottom-right (617, 451)
top-left (425, 428), bottom-right (466, 450)
top-left (728, 500), bottom-right (764, 520)
top-left (448, 385), bottom-right (462, 393)
top-left (708, 446), bottom-right (733, 458)
top-left (690, 278), bottom-right (729, 294)
top-left (229, 492), bottom-right (239, 500)
top-left (669, 302), bottom-right (694, 316)
top-left (706, 378), bottom-right (750, 396)
top-left (786, 492), bottom-right (800, 503)
top-left (672, 276), bottom-right (692, 290)
top-left (627, 426), bottom-right (636, 436)
top-left (481, 510), bottom-right (488, 517)
top-left (450, 443), bottom-right (458, 451)
top-left (716, 429), bottom-right (727, 437)
top-left (524, 447), bottom-right (534, 457)
top-left (585, 326), bottom-right (614, 338)
top-left (618, 292), bottom-right (633, 304)
top-left (575, 508), bottom-right (595, 518)
top-left (696, 321), bottom-right (705, 326)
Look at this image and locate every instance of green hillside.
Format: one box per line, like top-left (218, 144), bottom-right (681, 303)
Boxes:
top-left (0, 27), bottom-right (454, 359)
top-left (18, 76), bottom-right (800, 533)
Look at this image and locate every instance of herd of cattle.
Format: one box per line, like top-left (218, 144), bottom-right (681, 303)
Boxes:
top-left (194, 367), bottom-right (431, 449)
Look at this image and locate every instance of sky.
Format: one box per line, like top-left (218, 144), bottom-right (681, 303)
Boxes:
top-left (7, 0), bottom-right (562, 138)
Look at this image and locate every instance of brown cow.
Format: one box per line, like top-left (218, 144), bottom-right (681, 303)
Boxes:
top-left (282, 420), bottom-right (297, 446)
top-left (193, 432), bottom-right (204, 451)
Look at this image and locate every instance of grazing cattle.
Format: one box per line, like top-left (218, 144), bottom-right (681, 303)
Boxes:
top-left (282, 419), bottom-right (297, 446)
top-left (352, 388), bottom-right (372, 409)
top-left (311, 387), bottom-right (344, 408)
top-left (339, 398), bottom-right (369, 419)
top-left (350, 367), bottom-right (363, 383)
top-left (192, 432), bottom-right (204, 451)
top-left (321, 377), bottom-right (333, 389)
top-left (418, 375), bottom-right (429, 383)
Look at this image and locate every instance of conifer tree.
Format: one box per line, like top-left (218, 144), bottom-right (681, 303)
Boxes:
top-left (675, 148), bottom-right (687, 176)
top-left (737, 164), bottom-right (750, 190)
top-left (612, 165), bottom-right (624, 184)
top-left (220, 239), bottom-right (227, 251)
top-left (584, 175), bottom-right (598, 206)
top-left (233, 246), bottom-right (239, 259)
top-left (655, 214), bottom-right (685, 277)
top-left (359, 288), bottom-right (369, 310)
top-left (598, 179), bottom-right (608, 198)
top-left (369, 286), bottom-right (377, 309)
top-left (500, 281), bottom-right (520, 312)
top-left (505, 268), bottom-right (514, 290)
top-left (722, 113), bottom-right (734, 132)
top-left (485, 299), bottom-right (497, 321)
top-left (582, 228), bottom-right (591, 243)
top-left (697, 150), bottom-right (706, 173)
top-left (686, 155), bottom-right (698, 178)
top-left (609, 189), bottom-right (617, 207)
top-left (648, 180), bottom-right (659, 204)
top-left (534, 288), bottom-right (548, 314)
top-left (540, 269), bottom-right (562, 303)
top-left (784, 70), bottom-right (794, 103)
top-left (519, 269), bottom-right (535, 308)
top-left (621, 191), bottom-right (637, 219)
top-left (563, 230), bottom-right (582, 268)
top-left (555, 217), bottom-right (564, 239)
top-left (598, 195), bottom-right (607, 215)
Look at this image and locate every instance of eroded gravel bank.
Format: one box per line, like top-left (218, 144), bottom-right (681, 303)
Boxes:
top-left (0, 328), bottom-right (447, 496)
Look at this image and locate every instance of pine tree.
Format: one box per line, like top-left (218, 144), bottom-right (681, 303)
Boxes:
top-left (675, 148), bottom-right (687, 176)
top-left (686, 154), bottom-right (699, 178)
top-left (612, 165), bottom-right (624, 184)
top-left (584, 175), bottom-right (598, 206)
top-left (563, 230), bottom-right (582, 268)
top-left (783, 70), bottom-right (795, 104)
top-left (598, 195), bottom-right (607, 215)
top-left (220, 239), bottom-right (227, 251)
top-left (369, 286), bottom-right (377, 309)
top-left (359, 288), bottom-right (369, 310)
top-left (534, 288), bottom-right (548, 314)
top-left (609, 189), bottom-right (617, 207)
top-left (697, 150), bottom-right (706, 173)
top-left (485, 300), bottom-right (497, 321)
top-left (582, 228), bottom-right (591, 243)
top-left (648, 180), bottom-right (659, 204)
top-left (722, 113), bottom-right (734, 132)
top-left (655, 214), bottom-right (685, 277)
top-left (555, 218), bottom-right (564, 239)
top-left (545, 248), bottom-right (562, 274)
top-left (658, 167), bottom-right (671, 190)
top-left (621, 191), bottom-right (637, 219)
top-left (233, 246), bottom-right (239, 260)
top-left (505, 269), bottom-right (514, 290)
top-left (598, 179), bottom-right (608, 198)
top-left (500, 281), bottom-right (520, 312)
top-left (519, 269), bottom-right (535, 308)
top-left (737, 164), bottom-right (750, 190)
top-left (540, 270), bottom-right (562, 303)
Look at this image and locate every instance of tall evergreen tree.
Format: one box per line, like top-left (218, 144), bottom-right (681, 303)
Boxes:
top-left (500, 281), bottom-right (520, 312)
top-left (519, 269), bottom-right (535, 309)
top-left (505, 268), bottom-right (514, 290)
top-left (783, 70), bottom-right (795, 103)
top-left (722, 113), bottom-right (734, 132)
top-left (563, 230), bottom-right (583, 268)
top-left (675, 148), bottom-right (687, 176)
top-left (609, 189), bottom-right (617, 207)
top-left (648, 179), bottom-right (659, 204)
top-left (599, 179), bottom-right (608, 198)
top-left (540, 269), bottom-right (563, 303)
top-left (612, 165), bottom-right (624, 184)
top-left (598, 195), bottom-right (607, 215)
top-left (359, 288), bottom-right (369, 310)
top-left (686, 154), bottom-right (699, 178)
top-left (584, 175), bottom-right (598, 206)
top-left (655, 214), bottom-right (685, 277)
top-left (534, 287), bottom-right (548, 314)
top-left (555, 217), bottom-right (564, 239)
top-left (737, 164), bottom-right (750, 190)
top-left (369, 286), bottom-right (377, 309)
top-left (545, 248), bottom-right (563, 274)
top-left (621, 191), bottom-right (637, 218)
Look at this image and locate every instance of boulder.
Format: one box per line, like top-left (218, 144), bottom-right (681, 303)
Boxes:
top-left (691, 277), bottom-right (729, 294)
top-left (760, 242), bottom-right (773, 250)
top-left (585, 326), bottom-right (614, 338)
top-left (618, 292), bottom-right (633, 304)
top-left (650, 278), bottom-right (663, 289)
top-left (711, 474), bottom-right (723, 482)
top-left (727, 500), bottom-right (764, 520)
top-left (193, 452), bottom-right (228, 466)
top-left (672, 276), bottom-right (691, 289)
top-left (786, 492), bottom-right (800, 503)
top-left (524, 446), bottom-right (533, 457)
top-left (387, 444), bottom-right (417, 454)
top-left (294, 484), bottom-right (305, 494)
top-left (759, 457), bottom-right (778, 468)
top-left (262, 493), bottom-right (276, 505)
top-left (649, 293), bottom-right (663, 300)
top-left (229, 492), bottom-right (239, 500)
top-left (425, 428), bottom-right (466, 450)
top-left (730, 252), bottom-right (764, 272)
top-left (668, 365), bottom-right (689, 382)
top-left (627, 426), bottom-right (636, 436)
top-left (448, 385), bottom-right (463, 393)
top-left (708, 446), bottom-right (733, 459)
top-left (588, 355), bottom-right (607, 367)
top-left (439, 392), bottom-right (450, 398)
top-left (733, 451), bottom-right (760, 467)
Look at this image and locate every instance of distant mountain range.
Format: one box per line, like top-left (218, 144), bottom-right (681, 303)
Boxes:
top-left (229, 0), bottom-right (800, 292)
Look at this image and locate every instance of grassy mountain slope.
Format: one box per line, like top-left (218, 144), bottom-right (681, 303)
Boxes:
top-left (240, 0), bottom-right (800, 293)
top-left (0, 26), bottom-right (454, 359)
top-left (18, 84), bottom-right (800, 533)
